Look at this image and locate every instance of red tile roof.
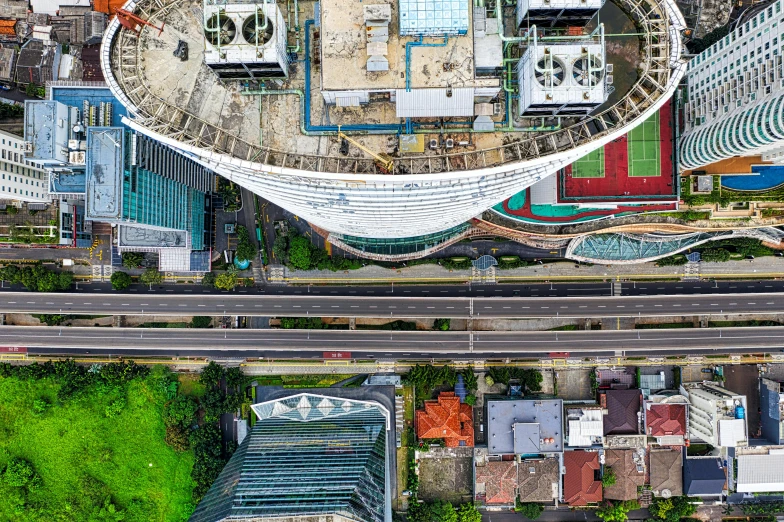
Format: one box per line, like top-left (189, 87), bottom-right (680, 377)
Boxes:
top-left (475, 461), bottom-right (517, 504)
top-left (416, 392), bottom-right (474, 447)
top-left (646, 403), bottom-right (687, 437)
top-left (563, 451), bottom-right (602, 506)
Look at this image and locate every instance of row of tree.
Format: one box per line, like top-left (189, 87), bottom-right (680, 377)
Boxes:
top-left (110, 268), bottom-right (163, 290)
top-left (188, 362), bottom-right (248, 500)
top-left (0, 264), bottom-right (72, 292)
top-left (485, 366), bottom-right (543, 392)
top-left (406, 500), bottom-right (481, 522)
top-left (0, 359), bottom-right (149, 400)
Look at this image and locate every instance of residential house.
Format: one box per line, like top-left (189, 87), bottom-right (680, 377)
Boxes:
top-left (603, 389), bottom-right (642, 436)
top-left (603, 449), bottom-right (646, 501)
top-left (15, 39), bottom-right (61, 85)
top-left (0, 46), bottom-right (15, 83)
top-left (416, 391), bottom-right (474, 447)
top-left (597, 368), bottom-right (635, 389)
top-left (681, 383), bottom-right (747, 447)
top-left (0, 0), bottom-right (27, 19)
top-left (566, 406), bottom-right (604, 447)
top-left (650, 448), bottom-right (683, 497)
top-left (474, 460), bottom-right (518, 506)
top-left (487, 399), bottom-right (564, 455)
top-left (517, 457), bottom-right (560, 504)
top-left (683, 456), bottom-right (726, 498)
top-left (563, 451), bottom-right (602, 506)
top-left (0, 19), bottom-right (15, 41)
top-left (644, 401), bottom-right (688, 446)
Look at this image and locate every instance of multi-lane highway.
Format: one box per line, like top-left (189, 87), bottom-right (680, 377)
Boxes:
top-left (5, 325), bottom-right (784, 358)
top-left (1, 291), bottom-right (784, 318)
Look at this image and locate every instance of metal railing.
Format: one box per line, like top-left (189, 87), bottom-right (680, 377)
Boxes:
top-left (104, 0), bottom-right (685, 175)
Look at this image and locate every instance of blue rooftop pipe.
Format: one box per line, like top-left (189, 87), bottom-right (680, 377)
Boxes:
top-left (243, 20), bottom-right (517, 134)
top-left (242, 20), bottom-right (402, 135)
top-left (405, 35), bottom-right (449, 92)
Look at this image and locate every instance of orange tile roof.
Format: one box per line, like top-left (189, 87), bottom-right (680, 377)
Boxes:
top-left (0, 19), bottom-right (16, 36)
top-left (415, 391), bottom-right (474, 447)
top-left (563, 451), bottom-right (602, 506)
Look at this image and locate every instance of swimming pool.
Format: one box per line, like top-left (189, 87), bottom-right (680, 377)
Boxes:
top-left (721, 165), bottom-right (784, 191)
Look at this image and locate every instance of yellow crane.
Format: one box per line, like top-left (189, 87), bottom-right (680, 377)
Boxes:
top-left (337, 126), bottom-right (394, 173)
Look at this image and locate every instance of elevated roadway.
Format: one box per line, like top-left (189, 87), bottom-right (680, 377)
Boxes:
top-left (5, 326), bottom-right (784, 359)
top-left (1, 291), bottom-right (784, 318)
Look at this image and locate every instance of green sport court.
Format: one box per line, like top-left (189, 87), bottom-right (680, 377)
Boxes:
top-left (627, 110), bottom-right (661, 177)
top-left (571, 148), bottom-right (605, 178)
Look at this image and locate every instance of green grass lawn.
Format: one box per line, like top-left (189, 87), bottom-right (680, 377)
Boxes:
top-left (0, 374), bottom-right (195, 521)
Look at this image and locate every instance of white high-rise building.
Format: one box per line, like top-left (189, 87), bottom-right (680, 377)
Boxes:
top-left (0, 129), bottom-right (48, 202)
top-left (681, 0), bottom-right (784, 169)
top-left (680, 383), bottom-right (747, 448)
top-left (101, 0), bottom-right (685, 257)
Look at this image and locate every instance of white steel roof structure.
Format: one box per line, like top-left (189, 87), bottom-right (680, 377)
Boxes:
top-left (736, 454), bottom-right (784, 493)
top-left (101, 0), bottom-right (686, 241)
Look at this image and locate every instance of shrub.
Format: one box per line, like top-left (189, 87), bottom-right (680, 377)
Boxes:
top-left (649, 496), bottom-right (696, 522)
top-left (456, 503), bottom-right (482, 522)
top-left (596, 500), bottom-right (640, 522)
top-left (32, 398), bottom-right (48, 415)
top-left (433, 318), bottom-right (450, 331)
top-left (700, 248), bottom-right (731, 263)
top-left (104, 397), bottom-right (126, 418)
top-left (3, 458), bottom-right (37, 488)
top-left (121, 252), bottom-right (144, 269)
top-left (201, 272), bottom-right (216, 288)
top-left (191, 316), bottom-right (212, 328)
top-left (164, 425), bottom-right (190, 452)
top-left (602, 467), bottom-right (616, 487)
top-left (515, 500), bottom-right (544, 519)
top-left (465, 394), bottom-right (476, 406)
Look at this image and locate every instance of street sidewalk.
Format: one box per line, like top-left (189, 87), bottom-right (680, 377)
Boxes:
top-left (269, 256), bottom-right (784, 284)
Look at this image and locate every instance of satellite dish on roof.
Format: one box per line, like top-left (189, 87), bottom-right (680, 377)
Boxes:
top-left (661, 489), bottom-right (672, 498)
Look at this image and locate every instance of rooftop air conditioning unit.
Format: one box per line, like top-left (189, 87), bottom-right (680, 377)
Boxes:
top-left (68, 151), bottom-right (85, 165)
top-left (202, 0), bottom-right (289, 79)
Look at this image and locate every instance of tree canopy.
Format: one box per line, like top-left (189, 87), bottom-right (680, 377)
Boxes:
top-left (235, 225), bottom-right (257, 262)
top-left (110, 271), bottom-right (132, 291)
top-left (140, 268), bottom-right (163, 286)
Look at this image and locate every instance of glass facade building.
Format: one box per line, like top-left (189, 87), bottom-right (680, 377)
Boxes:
top-left (189, 393), bottom-right (391, 522)
top-left (680, 0), bottom-right (784, 169)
